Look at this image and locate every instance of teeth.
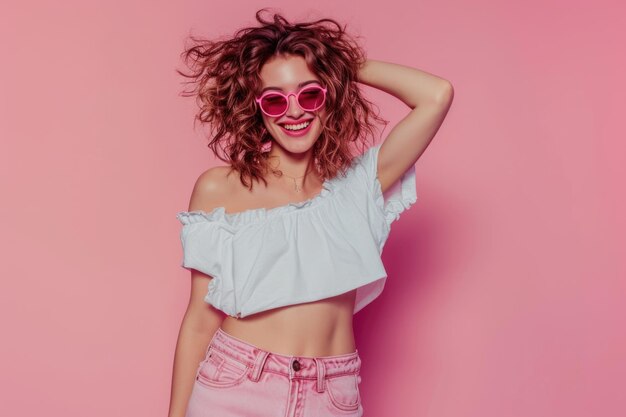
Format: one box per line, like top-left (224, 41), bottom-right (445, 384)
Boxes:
top-left (283, 121), bottom-right (311, 131)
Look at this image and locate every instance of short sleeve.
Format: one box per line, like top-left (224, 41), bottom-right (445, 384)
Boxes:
top-left (176, 212), bottom-right (228, 279)
top-left (356, 143), bottom-right (418, 227)
top-left (175, 211), bottom-right (239, 315)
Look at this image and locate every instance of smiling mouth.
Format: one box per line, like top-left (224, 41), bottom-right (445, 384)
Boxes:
top-left (280, 120), bottom-right (312, 131)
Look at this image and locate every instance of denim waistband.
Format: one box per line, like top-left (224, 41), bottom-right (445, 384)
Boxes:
top-left (208, 327), bottom-right (361, 393)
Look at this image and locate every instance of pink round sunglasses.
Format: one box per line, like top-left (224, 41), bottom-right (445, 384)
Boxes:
top-left (255, 84), bottom-right (327, 118)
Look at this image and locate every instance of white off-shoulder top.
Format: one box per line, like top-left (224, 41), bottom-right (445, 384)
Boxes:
top-left (176, 143), bottom-right (417, 318)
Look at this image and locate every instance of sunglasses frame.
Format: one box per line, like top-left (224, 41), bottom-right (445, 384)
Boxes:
top-left (255, 84), bottom-right (327, 118)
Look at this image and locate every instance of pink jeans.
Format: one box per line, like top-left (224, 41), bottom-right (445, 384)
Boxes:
top-left (185, 327), bottom-right (364, 417)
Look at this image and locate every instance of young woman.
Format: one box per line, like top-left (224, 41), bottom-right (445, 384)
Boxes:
top-left (168, 9), bottom-right (453, 417)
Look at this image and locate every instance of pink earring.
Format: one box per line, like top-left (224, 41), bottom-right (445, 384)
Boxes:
top-left (261, 141), bottom-right (272, 153)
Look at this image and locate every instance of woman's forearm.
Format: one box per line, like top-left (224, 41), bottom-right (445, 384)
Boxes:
top-left (357, 59), bottom-right (452, 109)
top-left (167, 314), bottom-right (222, 417)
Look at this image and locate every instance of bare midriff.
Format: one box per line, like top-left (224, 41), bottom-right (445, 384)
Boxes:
top-left (219, 289), bottom-right (357, 358)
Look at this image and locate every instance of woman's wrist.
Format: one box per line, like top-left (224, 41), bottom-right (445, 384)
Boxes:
top-left (356, 59), bottom-right (371, 84)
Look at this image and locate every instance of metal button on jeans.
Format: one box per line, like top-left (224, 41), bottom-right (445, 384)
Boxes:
top-left (292, 359), bottom-right (301, 371)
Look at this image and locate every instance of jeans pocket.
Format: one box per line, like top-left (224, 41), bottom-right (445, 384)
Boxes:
top-left (195, 346), bottom-right (250, 389)
top-left (325, 373), bottom-right (361, 412)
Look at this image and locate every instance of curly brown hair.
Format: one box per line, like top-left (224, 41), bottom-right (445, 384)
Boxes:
top-left (177, 8), bottom-right (388, 190)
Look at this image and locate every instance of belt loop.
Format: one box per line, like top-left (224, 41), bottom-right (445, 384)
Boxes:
top-left (249, 349), bottom-right (270, 382)
top-left (313, 357), bottom-right (326, 393)
top-left (288, 356), bottom-right (294, 380)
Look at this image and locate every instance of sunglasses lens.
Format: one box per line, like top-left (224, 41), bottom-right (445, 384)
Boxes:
top-left (260, 94), bottom-right (288, 116)
top-left (298, 86), bottom-right (325, 111)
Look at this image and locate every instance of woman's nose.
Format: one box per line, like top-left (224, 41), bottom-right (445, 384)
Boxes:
top-left (285, 95), bottom-right (304, 117)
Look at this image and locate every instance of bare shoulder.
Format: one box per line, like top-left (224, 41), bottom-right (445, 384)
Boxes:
top-left (187, 165), bottom-right (235, 212)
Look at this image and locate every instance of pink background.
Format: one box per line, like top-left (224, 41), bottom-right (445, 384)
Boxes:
top-left (2, 1), bottom-right (624, 416)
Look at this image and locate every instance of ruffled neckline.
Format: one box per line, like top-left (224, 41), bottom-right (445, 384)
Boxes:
top-left (177, 176), bottom-right (338, 228)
